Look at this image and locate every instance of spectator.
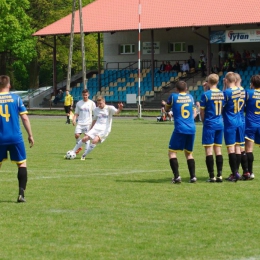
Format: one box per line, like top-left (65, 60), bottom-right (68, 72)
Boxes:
top-left (188, 56), bottom-right (195, 69)
top-left (172, 61), bottom-right (181, 72)
top-left (158, 61), bottom-right (166, 73)
top-left (53, 89), bottom-right (63, 104)
top-left (250, 50), bottom-right (256, 66)
top-left (227, 48), bottom-right (234, 62)
top-left (240, 59), bottom-right (247, 71)
top-left (218, 47), bottom-right (226, 67)
top-left (161, 100), bottom-right (173, 121)
top-left (234, 51), bottom-right (242, 69)
top-left (181, 61), bottom-right (190, 73)
top-left (242, 49), bottom-right (247, 60)
top-left (245, 50), bottom-right (251, 65)
top-left (211, 64), bottom-right (220, 74)
top-left (198, 57), bottom-right (206, 77)
top-left (165, 61), bottom-right (172, 72)
top-left (222, 59), bottom-right (231, 71)
top-left (200, 50), bottom-right (207, 63)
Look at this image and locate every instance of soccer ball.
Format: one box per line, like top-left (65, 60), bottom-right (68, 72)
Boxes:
top-left (66, 150), bottom-right (76, 160)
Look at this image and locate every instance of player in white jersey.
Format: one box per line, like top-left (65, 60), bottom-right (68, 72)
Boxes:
top-left (72, 89), bottom-right (96, 154)
top-left (72, 96), bottom-right (123, 160)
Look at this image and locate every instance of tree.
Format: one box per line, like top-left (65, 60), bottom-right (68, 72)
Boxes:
top-left (0, 0), bottom-right (36, 89)
top-left (28, 0), bottom-right (102, 89)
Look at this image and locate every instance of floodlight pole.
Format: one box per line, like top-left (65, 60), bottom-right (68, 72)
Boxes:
top-left (137, 0), bottom-right (142, 118)
top-left (66, 0), bottom-right (86, 91)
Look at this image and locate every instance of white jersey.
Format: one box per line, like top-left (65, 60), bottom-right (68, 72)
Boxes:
top-left (93, 105), bottom-right (117, 133)
top-left (75, 99), bottom-right (96, 125)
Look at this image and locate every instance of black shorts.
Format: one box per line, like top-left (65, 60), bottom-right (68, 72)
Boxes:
top-left (64, 105), bottom-right (71, 113)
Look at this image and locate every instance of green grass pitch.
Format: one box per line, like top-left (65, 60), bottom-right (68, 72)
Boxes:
top-left (0, 116), bottom-right (260, 260)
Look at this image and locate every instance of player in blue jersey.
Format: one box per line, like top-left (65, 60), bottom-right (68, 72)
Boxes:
top-left (234, 73), bottom-right (250, 180)
top-left (0, 75), bottom-right (34, 202)
top-left (222, 72), bottom-right (244, 182)
top-left (165, 81), bottom-right (197, 184)
top-left (200, 74), bottom-right (225, 182)
top-left (244, 74), bottom-right (260, 180)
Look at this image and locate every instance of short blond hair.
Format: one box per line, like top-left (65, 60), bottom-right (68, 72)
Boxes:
top-left (96, 95), bottom-right (105, 102)
top-left (225, 72), bottom-right (236, 83)
top-left (234, 73), bottom-right (241, 82)
top-left (207, 74), bottom-right (219, 85)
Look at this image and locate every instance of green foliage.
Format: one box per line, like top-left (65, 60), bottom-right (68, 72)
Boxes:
top-left (0, 0), bottom-right (101, 89)
top-left (28, 0), bottom-right (102, 86)
top-left (1, 117), bottom-right (260, 259)
top-left (0, 0), bottom-right (36, 74)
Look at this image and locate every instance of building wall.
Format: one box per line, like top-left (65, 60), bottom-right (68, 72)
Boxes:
top-left (103, 25), bottom-right (260, 69)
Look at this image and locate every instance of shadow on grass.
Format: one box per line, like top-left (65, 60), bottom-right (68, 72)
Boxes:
top-left (116, 176), bottom-right (195, 184)
top-left (0, 200), bottom-right (17, 203)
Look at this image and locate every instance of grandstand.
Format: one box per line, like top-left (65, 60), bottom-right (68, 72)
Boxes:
top-left (38, 65), bottom-right (260, 109)
top-left (52, 68), bottom-right (181, 106)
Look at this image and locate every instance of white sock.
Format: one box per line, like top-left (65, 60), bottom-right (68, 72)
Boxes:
top-left (83, 144), bottom-right (96, 156)
top-left (85, 140), bottom-right (90, 151)
top-left (73, 140), bottom-right (83, 152)
top-left (76, 137), bottom-right (80, 144)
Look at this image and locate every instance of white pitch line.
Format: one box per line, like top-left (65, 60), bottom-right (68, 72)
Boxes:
top-left (0, 169), bottom-right (166, 182)
top-left (0, 165), bottom-right (259, 182)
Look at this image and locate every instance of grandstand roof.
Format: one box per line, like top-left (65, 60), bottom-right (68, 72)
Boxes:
top-left (33, 0), bottom-right (260, 36)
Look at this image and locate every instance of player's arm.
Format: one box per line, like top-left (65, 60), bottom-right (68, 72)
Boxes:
top-left (116, 102), bottom-right (123, 114)
top-left (193, 107), bottom-right (197, 119)
top-left (165, 103), bottom-right (172, 112)
top-left (20, 113), bottom-right (34, 148)
top-left (89, 120), bottom-right (96, 130)
top-left (200, 107), bottom-right (205, 122)
top-left (72, 113), bottom-right (79, 126)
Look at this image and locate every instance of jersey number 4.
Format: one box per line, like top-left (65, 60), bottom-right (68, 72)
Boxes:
top-left (0, 104), bottom-right (11, 122)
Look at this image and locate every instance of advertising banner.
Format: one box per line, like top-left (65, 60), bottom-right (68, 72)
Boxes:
top-left (210, 29), bottom-right (260, 43)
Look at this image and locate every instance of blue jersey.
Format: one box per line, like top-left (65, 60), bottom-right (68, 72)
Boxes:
top-left (167, 92), bottom-right (196, 134)
top-left (222, 86), bottom-right (242, 128)
top-left (0, 92), bottom-right (27, 145)
top-left (200, 88), bottom-right (225, 130)
top-left (239, 86), bottom-right (246, 124)
top-left (245, 89), bottom-right (260, 128)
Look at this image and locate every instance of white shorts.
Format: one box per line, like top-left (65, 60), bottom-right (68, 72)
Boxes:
top-left (75, 124), bottom-right (91, 135)
top-left (86, 128), bottom-right (110, 143)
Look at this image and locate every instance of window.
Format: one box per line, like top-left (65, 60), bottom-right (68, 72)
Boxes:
top-left (120, 44), bottom-right (135, 54)
top-left (169, 42), bottom-right (186, 53)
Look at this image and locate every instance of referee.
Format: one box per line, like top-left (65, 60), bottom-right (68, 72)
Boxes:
top-left (64, 90), bottom-right (73, 124)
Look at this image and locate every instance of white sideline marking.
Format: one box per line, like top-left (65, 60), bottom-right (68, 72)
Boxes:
top-left (0, 169), bottom-right (165, 182)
